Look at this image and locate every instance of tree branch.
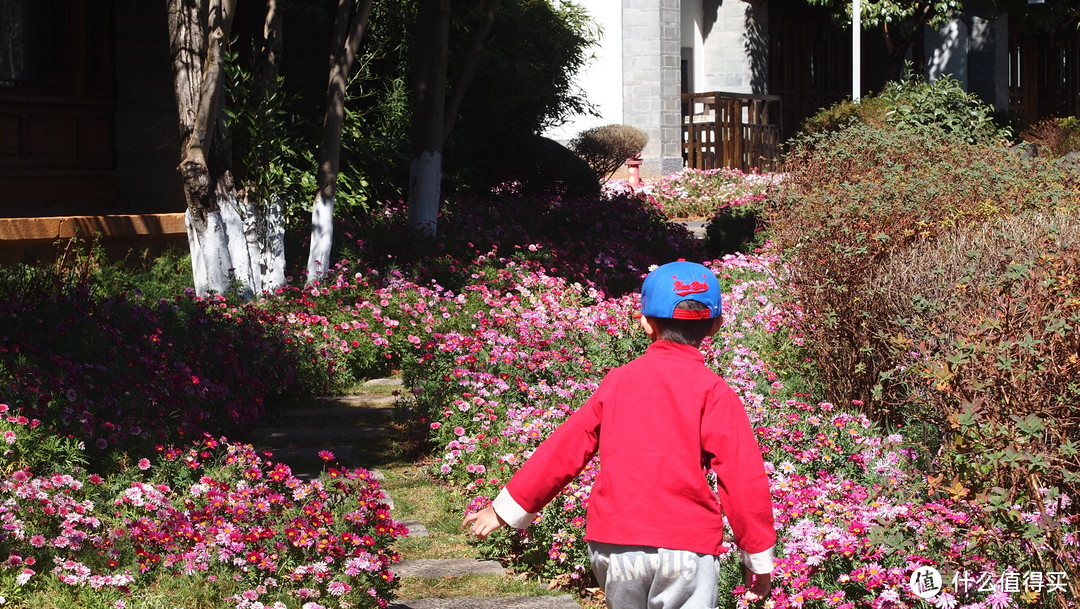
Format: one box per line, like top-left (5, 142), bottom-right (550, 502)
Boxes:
top-left (258, 0), bottom-right (283, 96)
top-left (343, 0), bottom-right (375, 73)
top-left (443, 0), bottom-right (498, 144)
top-left (315, 0), bottom-right (374, 199)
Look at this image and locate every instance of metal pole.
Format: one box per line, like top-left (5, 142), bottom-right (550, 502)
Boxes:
top-left (852, 0), bottom-right (861, 102)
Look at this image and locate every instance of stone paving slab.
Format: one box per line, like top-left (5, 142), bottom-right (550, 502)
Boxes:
top-left (247, 426), bottom-right (384, 441)
top-left (328, 394), bottom-right (398, 407)
top-left (364, 377), bottom-right (404, 387)
top-left (402, 519), bottom-right (430, 538)
top-left (680, 220), bottom-right (706, 239)
top-left (389, 596), bottom-right (581, 609)
top-left (392, 558), bottom-right (506, 578)
top-left (277, 406), bottom-right (391, 419)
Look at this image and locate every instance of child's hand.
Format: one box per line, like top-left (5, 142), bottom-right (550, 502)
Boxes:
top-left (742, 568), bottom-right (772, 602)
top-left (462, 505), bottom-right (506, 538)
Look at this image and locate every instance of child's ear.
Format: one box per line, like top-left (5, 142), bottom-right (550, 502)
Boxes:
top-left (707, 315), bottom-right (723, 336)
top-left (638, 315), bottom-right (659, 339)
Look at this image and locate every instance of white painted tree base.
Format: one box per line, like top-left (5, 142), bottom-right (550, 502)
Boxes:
top-left (408, 152), bottom-right (442, 236)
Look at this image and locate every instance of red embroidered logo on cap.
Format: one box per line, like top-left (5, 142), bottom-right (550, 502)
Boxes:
top-left (672, 277), bottom-right (709, 296)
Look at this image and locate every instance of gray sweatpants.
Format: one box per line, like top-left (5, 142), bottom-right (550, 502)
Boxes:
top-left (588, 541), bottom-right (721, 609)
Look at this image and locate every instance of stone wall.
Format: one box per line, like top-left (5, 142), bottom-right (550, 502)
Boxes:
top-left (622, 0), bottom-right (684, 178)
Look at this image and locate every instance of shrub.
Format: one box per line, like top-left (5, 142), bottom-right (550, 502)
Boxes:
top-left (878, 74), bottom-right (1010, 144)
top-left (871, 210), bottom-right (1080, 589)
top-left (765, 121), bottom-right (1079, 416)
top-left (704, 203), bottom-right (766, 257)
top-left (797, 73), bottom-right (1011, 145)
top-left (1021, 116), bottom-right (1080, 158)
top-left (474, 134), bottom-right (601, 197)
top-left (569, 124), bottom-right (648, 181)
top-left (798, 95), bottom-right (890, 136)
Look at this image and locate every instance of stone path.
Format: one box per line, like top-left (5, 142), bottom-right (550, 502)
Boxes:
top-left (243, 377), bottom-right (583, 609)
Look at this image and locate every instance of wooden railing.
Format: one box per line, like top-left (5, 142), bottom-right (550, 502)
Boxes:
top-left (682, 92), bottom-right (782, 172)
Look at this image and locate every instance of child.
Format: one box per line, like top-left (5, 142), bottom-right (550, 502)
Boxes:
top-left (463, 260), bottom-right (775, 608)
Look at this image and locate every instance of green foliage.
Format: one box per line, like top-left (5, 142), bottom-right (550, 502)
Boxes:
top-left (879, 73), bottom-right (1012, 143)
top-left (569, 124), bottom-right (648, 181)
top-left (443, 0), bottom-right (600, 194)
top-left (704, 204), bottom-right (766, 257)
top-left (807, 0), bottom-right (961, 30)
top-left (798, 95), bottom-right (891, 136)
top-left (797, 73), bottom-right (1011, 144)
top-left (222, 40), bottom-right (320, 229)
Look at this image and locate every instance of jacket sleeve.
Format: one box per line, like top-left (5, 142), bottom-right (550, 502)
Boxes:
top-left (495, 390), bottom-right (603, 527)
top-left (701, 381), bottom-right (776, 572)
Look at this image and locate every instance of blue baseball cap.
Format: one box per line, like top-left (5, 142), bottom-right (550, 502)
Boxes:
top-left (640, 260), bottom-right (722, 320)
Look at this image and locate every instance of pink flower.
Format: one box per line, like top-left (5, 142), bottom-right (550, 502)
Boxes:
top-left (327, 581), bottom-right (351, 596)
top-left (318, 450), bottom-right (335, 462)
top-left (138, 458), bottom-right (152, 471)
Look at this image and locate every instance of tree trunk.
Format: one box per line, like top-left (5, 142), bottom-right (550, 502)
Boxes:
top-left (406, 0), bottom-right (451, 236)
top-left (306, 0), bottom-right (374, 283)
top-left (407, 0), bottom-right (496, 236)
top-left (169, 0), bottom-right (288, 298)
top-left (252, 0), bottom-right (287, 294)
top-left (168, 0), bottom-right (246, 297)
top-left (442, 0), bottom-right (498, 144)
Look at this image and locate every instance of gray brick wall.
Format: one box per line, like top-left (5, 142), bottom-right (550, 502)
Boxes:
top-left (622, 0), bottom-right (683, 177)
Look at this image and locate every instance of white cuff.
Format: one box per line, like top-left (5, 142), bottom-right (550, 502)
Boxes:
top-left (740, 547), bottom-right (774, 574)
top-left (492, 488), bottom-right (538, 529)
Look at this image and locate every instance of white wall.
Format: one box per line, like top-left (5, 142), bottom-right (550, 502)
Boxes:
top-left (926, 19), bottom-right (970, 86)
top-left (543, 0), bottom-right (624, 144)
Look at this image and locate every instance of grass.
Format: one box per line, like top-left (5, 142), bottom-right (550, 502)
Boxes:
top-left (384, 463), bottom-right (603, 605)
top-left (380, 449), bottom-right (599, 604)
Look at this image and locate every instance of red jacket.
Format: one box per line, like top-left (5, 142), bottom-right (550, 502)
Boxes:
top-left (496, 340), bottom-right (775, 568)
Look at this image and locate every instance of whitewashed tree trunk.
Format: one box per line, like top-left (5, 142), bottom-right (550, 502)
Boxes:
top-left (304, 0), bottom-right (374, 284)
top-left (406, 152), bottom-right (442, 235)
top-left (259, 197), bottom-right (287, 292)
top-left (185, 206), bottom-right (234, 297)
top-left (219, 191), bottom-right (255, 299)
top-left (306, 190), bottom-right (335, 280)
top-left (169, 0), bottom-right (289, 299)
top-left (406, 0), bottom-right (496, 236)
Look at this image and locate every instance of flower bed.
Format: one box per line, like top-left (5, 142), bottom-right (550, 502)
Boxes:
top-left (604, 168), bottom-right (780, 220)
top-left (400, 251), bottom-right (1078, 608)
top-left (0, 178), bottom-right (1075, 607)
top-left (0, 408), bottom-right (406, 608)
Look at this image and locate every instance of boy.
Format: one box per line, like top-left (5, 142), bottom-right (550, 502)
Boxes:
top-left (463, 260), bottom-right (775, 608)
